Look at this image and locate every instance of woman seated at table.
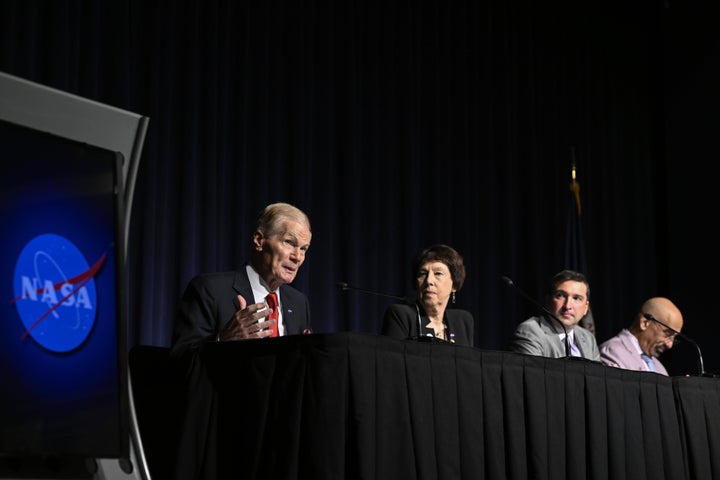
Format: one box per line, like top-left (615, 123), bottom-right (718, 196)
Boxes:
top-left (381, 244), bottom-right (474, 346)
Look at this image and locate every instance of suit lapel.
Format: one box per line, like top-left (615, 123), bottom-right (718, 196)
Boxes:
top-left (574, 330), bottom-right (584, 355)
top-left (280, 286), bottom-right (298, 333)
top-left (232, 269), bottom-right (255, 309)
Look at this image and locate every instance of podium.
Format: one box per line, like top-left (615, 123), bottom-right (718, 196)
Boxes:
top-left (171, 332), bottom-right (720, 480)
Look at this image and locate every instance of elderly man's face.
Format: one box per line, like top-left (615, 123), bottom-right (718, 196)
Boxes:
top-left (254, 219), bottom-right (311, 291)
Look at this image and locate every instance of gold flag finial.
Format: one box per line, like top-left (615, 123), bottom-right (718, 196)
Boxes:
top-left (570, 147), bottom-right (581, 216)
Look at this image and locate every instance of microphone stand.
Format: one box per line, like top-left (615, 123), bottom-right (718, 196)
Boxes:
top-left (335, 282), bottom-right (408, 302)
top-left (643, 313), bottom-right (713, 377)
top-left (336, 282), bottom-right (449, 344)
top-left (501, 276), bottom-right (571, 358)
top-left (681, 335), bottom-right (707, 377)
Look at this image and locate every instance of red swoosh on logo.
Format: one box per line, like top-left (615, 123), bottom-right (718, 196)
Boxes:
top-left (13, 251), bottom-right (107, 341)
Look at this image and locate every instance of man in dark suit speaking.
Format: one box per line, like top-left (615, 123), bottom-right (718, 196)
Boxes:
top-left (171, 202), bottom-right (312, 362)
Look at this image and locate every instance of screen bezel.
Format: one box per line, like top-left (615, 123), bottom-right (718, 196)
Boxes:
top-left (0, 118), bottom-right (130, 469)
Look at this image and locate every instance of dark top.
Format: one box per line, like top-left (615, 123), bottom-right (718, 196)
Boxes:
top-left (171, 268), bottom-right (311, 363)
top-left (381, 302), bottom-right (474, 347)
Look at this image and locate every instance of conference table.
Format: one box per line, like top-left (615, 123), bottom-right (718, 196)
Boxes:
top-left (174, 332), bottom-right (720, 480)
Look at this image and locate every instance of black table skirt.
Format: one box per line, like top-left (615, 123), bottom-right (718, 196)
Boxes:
top-left (173, 332), bottom-right (719, 480)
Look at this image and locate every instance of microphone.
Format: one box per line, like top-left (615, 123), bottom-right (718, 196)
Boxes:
top-left (415, 302), bottom-right (422, 339)
top-left (410, 301), bottom-right (453, 344)
top-left (335, 282), bottom-right (408, 302)
top-left (643, 313), bottom-right (710, 377)
top-left (679, 335), bottom-right (707, 377)
top-left (501, 275), bottom-right (571, 358)
top-left (337, 282), bottom-right (449, 344)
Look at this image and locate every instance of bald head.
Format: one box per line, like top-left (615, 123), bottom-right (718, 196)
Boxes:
top-left (640, 297), bottom-right (684, 332)
top-left (630, 297), bottom-right (684, 357)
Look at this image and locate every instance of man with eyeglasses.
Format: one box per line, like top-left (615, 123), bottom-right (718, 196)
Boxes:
top-left (599, 297), bottom-right (684, 375)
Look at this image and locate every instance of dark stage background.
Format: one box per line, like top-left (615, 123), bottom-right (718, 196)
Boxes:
top-left (1, 0), bottom-right (717, 376)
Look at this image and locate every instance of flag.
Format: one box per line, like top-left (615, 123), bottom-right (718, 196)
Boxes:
top-left (564, 149), bottom-right (595, 335)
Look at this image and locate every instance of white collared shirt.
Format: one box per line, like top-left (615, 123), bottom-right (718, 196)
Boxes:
top-left (559, 330), bottom-right (581, 356)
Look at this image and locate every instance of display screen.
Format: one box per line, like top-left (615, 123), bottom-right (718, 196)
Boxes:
top-left (0, 119), bottom-right (129, 461)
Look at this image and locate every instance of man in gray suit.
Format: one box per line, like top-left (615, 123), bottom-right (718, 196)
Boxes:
top-left (599, 297), bottom-right (683, 375)
top-left (510, 270), bottom-right (600, 361)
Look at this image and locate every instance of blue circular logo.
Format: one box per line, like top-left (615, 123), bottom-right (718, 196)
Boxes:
top-left (12, 234), bottom-right (98, 352)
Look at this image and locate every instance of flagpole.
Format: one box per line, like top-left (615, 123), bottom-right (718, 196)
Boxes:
top-left (566, 146), bottom-right (594, 335)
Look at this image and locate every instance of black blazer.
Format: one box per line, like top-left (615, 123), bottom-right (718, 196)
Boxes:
top-left (170, 267), bottom-right (311, 361)
top-left (381, 303), bottom-right (474, 347)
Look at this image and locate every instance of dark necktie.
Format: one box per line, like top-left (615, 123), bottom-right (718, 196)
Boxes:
top-left (265, 292), bottom-right (279, 337)
top-left (569, 334), bottom-right (581, 357)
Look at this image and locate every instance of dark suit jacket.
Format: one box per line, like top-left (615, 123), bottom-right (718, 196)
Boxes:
top-left (170, 267), bottom-right (311, 361)
top-left (170, 268), bottom-right (309, 479)
top-left (381, 303), bottom-right (475, 347)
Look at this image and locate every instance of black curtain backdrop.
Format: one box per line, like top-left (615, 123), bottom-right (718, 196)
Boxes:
top-left (1, 0), bottom-right (717, 376)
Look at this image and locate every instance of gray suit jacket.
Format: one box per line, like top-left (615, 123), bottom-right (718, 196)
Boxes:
top-left (510, 314), bottom-right (600, 361)
top-left (599, 329), bottom-right (668, 375)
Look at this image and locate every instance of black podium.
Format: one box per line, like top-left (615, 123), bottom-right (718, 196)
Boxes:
top-left (171, 332), bottom-right (720, 480)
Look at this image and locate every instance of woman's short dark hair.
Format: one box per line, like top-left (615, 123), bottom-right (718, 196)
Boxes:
top-left (411, 244), bottom-right (466, 291)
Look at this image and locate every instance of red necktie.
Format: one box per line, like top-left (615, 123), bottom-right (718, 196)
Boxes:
top-left (265, 292), bottom-right (279, 337)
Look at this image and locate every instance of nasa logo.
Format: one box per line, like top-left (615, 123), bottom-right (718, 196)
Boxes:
top-left (12, 233), bottom-right (104, 353)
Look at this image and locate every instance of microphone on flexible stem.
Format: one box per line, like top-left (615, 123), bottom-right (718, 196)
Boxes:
top-left (411, 299), bottom-right (450, 344)
top-left (501, 275), bottom-right (571, 358)
top-left (335, 282), bottom-right (408, 302)
top-left (680, 335), bottom-right (707, 377)
top-left (643, 313), bottom-right (711, 377)
top-left (408, 302), bottom-right (448, 344)
top-left (337, 282), bottom-right (447, 344)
